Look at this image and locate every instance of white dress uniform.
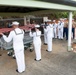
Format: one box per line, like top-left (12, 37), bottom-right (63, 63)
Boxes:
top-left (44, 26), bottom-right (48, 44)
top-left (58, 22), bottom-right (64, 39)
top-left (53, 23), bottom-right (58, 38)
top-left (44, 24), bottom-right (53, 52)
top-left (29, 26), bottom-right (41, 60)
top-left (44, 30), bottom-right (47, 44)
top-left (2, 28), bottom-right (25, 73)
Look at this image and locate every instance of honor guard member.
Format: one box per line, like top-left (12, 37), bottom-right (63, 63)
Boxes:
top-left (29, 25), bottom-right (41, 61)
top-left (44, 20), bottom-right (53, 52)
top-left (53, 20), bottom-right (58, 39)
top-left (43, 21), bottom-right (48, 45)
top-left (58, 19), bottom-right (64, 40)
top-left (57, 21), bottom-right (60, 38)
top-left (0, 21), bottom-right (25, 73)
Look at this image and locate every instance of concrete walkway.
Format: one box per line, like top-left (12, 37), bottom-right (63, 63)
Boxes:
top-left (0, 38), bottom-right (76, 75)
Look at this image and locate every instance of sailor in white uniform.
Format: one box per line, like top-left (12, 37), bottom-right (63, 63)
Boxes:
top-left (53, 20), bottom-right (58, 39)
top-left (44, 20), bottom-right (53, 52)
top-left (29, 25), bottom-right (41, 61)
top-left (0, 21), bottom-right (25, 73)
top-left (43, 21), bottom-right (48, 45)
top-left (58, 19), bottom-right (64, 39)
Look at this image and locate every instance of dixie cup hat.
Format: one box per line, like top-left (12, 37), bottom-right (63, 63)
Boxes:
top-left (47, 19), bottom-right (51, 22)
top-left (11, 21), bottom-right (19, 26)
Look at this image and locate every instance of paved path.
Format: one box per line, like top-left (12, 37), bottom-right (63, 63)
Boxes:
top-left (0, 38), bottom-right (76, 75)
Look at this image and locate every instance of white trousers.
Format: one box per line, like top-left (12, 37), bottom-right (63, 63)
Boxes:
top-left (58, 29), bottom-right (63, 39)
top-left (34, 41), bottom-right (41, 60)
top-left (53, 29), bottom-right (57, 38)
top-left (15, 49), bottom-right (25, 73)
top-left (47, 37), bottom-right (52, 51)
top-left (44, 34), bottom-right (47, 44)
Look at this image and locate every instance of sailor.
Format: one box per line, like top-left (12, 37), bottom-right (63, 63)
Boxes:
top-left (43, 21), bottom-right (48, 45)
top-left (53, 20), bottom-right (58, 39)
top-left (44, 20), bottom-right (53, 52)
top-left (57, 21), bottom-right (60, 38)
top-left (0, 21), bottom-right (25, 73)
top-left (58, 19), bottom-right (64, 40)
top-left (29, 24), bottom-right (41, 61)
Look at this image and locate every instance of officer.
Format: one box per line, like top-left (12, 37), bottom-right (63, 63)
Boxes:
top-left (63, 19), bottom-right (68, 40)
top-left (44, 20), bottom-right (53, 52)
top-left (0, 21), bottom-right (25, 73)
top-left (29, 24), bottom-right (41, 61)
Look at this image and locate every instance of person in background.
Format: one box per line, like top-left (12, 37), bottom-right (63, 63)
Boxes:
top-left (0, 21), bottom-right (25, 73)
top-left (74, 21), bottom-right (76, 39)
top-left (44, 20), bottom-right (53, 52)
top-left (72, 19), bottom-right (75, 39)
top-left (7, 22), bottom-right (12, 28)
top-left (29, 24), bottom-right (41, 61)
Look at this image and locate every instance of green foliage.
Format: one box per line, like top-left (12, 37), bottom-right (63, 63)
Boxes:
top-left (73, 12), bottom-right (76, 20)
top-left (54, 12), bottom-right (68, 19)
top-left (47, 11), bottom-right (68, 20)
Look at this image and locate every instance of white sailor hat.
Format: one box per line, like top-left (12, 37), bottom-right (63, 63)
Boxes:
top-left (35, 24), bottom-right (40, 28)
top-left (60, 18), bottom-right (64, 21)
top-left (44, 20), bottom-right (48, 22)
top-left (60, 18), bottom-right (62, 20)
top-left (11, 21), bottom-right (19, 26)
top-left (27, 20), bottom-right (30, 22)
top-left (47, 19), bottom-right (51, 22)
top-left (64, 18), bottom-right (67, 20)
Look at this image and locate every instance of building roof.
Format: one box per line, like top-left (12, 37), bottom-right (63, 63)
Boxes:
top-left (39, 0), bottom-right (76, 7)
top-left (0, 0), bottom-right (76, 12)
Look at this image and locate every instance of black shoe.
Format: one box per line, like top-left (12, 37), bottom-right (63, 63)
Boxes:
top-left (44, 43), bottom-right (47, 45)
top-left (46, 50), bottom-right (49, 52)
top-left (34, 59), bottom-right (41, 61)
top-left (46, 50), bottom-right (52, 52)
top-left (16, 69), bottom-right (19, 73)
top-left (61, 39), bottom-right (63, 40)
top-left (0, 54), bottom-right (2, 56)
top-left (13, 56), bottom-right (16, 59)
top-left (16, 69), bottom-right (25, 73)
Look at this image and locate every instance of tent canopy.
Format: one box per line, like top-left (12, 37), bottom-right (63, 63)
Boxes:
top-left (0, 0), bottom-right (76, 12)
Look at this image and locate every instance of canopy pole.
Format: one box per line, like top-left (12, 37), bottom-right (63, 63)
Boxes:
top-left (68, 11), bottom-right (72, 51)
top-left (24, 16), bottom-right (26, 25)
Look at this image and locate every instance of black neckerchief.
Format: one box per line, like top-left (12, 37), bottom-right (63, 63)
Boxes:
top-left (14, 29), bottom-right (23, 35)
